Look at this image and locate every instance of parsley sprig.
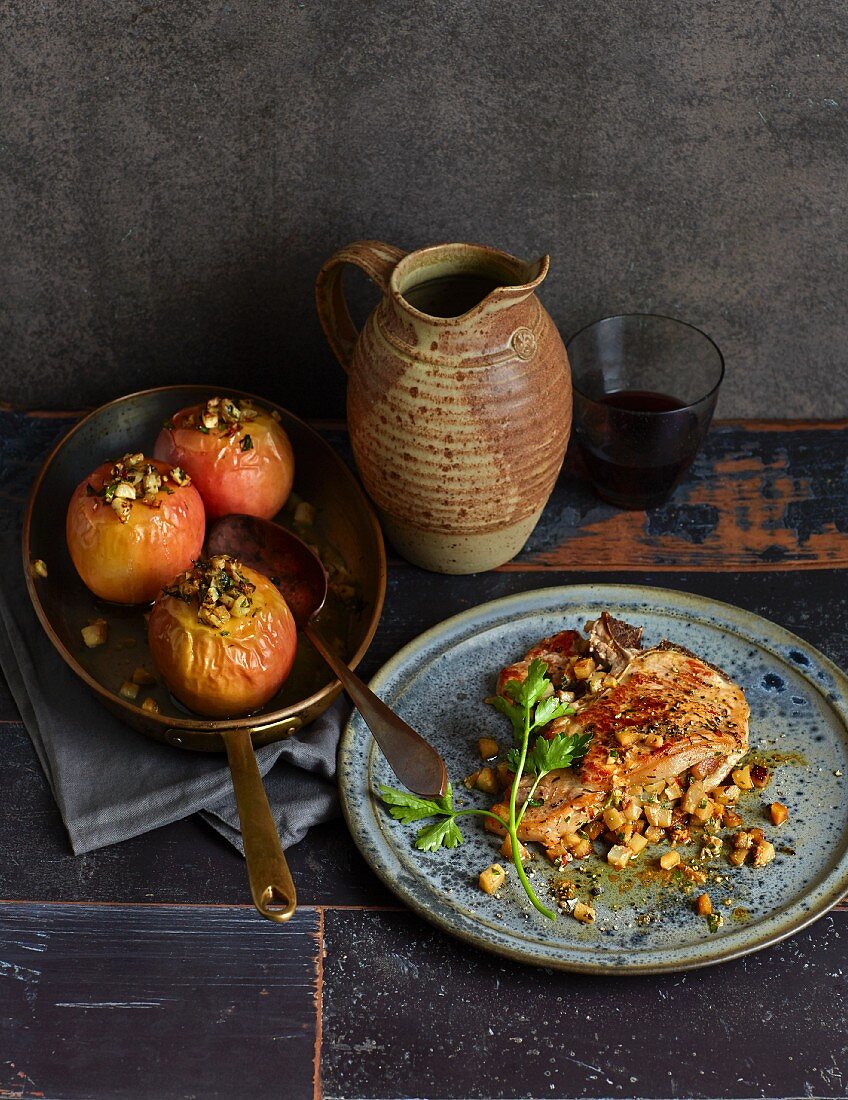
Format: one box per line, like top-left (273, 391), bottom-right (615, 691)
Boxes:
top-left (379, 783), bottom-right (506, 854)
top-left (378, 659), bottom-right (590, 922)
top-left (487, 659), bottom-right (582, 919)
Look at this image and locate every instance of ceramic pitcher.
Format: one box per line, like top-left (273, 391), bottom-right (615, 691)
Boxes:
top-left (315, 240), bottom-right (572, 573)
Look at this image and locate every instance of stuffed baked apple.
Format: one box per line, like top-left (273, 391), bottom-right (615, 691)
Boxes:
top-left (66, 453), bottom-right (205, 604)
top-left (148, 554), bottom-right (297, 718)
top-left (153, 396), bottom-right (294, 520)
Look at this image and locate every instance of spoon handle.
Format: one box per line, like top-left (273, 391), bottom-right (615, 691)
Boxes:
top-left (305, 623), bottom-right (447, 798)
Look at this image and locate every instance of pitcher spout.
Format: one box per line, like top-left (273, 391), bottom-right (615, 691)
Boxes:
top-left (476, 253), bottom-right (550, 316)
top-left (517, 253), bottom-right (550, 293)
top-left (490, 253), bottom-right (549, 306)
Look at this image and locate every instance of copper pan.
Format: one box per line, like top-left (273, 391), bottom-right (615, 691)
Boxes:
top-left (22, 385), bottom-right (386, 922)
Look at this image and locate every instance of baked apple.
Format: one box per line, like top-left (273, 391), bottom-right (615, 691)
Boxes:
top-left (153, 396), bottom-right (294, 520)
top-left (147, 554), bottom-right (297, 718)
top-left (66, 453), bottom-right (205, 604)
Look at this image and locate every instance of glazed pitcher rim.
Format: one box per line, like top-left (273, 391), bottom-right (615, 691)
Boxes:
top-left (389, 242), bottom-right (550, 323)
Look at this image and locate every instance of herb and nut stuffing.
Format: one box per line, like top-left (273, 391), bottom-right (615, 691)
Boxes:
top-left (381, 612), bottom-right (793, 934)
top-left (85, 453), bottom-right (191, 523)
top-left (164, 396), bottom-right (265, 441)
top-left (162, 554), bottom-right (257, 631)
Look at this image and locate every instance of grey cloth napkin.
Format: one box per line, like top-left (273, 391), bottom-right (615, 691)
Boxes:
top-left (0, 411), bottom-right (346, 855)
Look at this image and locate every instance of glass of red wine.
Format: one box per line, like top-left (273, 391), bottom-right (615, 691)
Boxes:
top-left (566, 314), bottom-right (724, 509)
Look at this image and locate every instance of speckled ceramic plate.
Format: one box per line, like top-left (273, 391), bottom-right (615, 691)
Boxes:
top-left (339, 585), bottom-right (848, 973)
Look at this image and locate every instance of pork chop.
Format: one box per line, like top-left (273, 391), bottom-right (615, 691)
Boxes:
top-left (487, 619), bottom-right (749, 859)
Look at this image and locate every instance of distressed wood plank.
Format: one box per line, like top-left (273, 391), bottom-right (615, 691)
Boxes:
top-left (0, 902), bottom-right (319, 1100)
top-left (511, 421), bottom-right (848, 571)
top-left (321, 908), bottom-right (848, 1100)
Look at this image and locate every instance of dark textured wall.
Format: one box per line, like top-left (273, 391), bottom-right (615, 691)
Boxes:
top-left (2, 2), bottom-right (846, 417)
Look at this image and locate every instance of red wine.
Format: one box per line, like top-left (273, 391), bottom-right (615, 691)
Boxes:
top-left (576, 389), bottom-right (700, 509)
top-left (599, 389), bottom-right (688, 413)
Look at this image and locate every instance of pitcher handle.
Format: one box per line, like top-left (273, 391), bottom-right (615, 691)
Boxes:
top-left (315, 240), bottom-right (407, 373)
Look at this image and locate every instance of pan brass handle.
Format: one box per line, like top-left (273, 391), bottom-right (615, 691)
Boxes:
top-left (224, 727), bottom-right (297, 923)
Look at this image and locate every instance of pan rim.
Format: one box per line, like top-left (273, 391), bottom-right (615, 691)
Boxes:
top-left (22, 383), bottom-right (387, 736)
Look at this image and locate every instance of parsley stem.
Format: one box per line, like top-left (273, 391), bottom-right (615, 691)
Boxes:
top-left (454, 808), bottom-right (509, 828)
top-left (508, 708), bottom-right (557, 921)
top-left (516, 774), bottom-right (544, 829)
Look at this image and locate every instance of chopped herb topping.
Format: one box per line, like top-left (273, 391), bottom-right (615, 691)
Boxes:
top-left (87, 453), bottom-right (190, 524)
top-left (163, 554), bottom-right (256, 630)
top-left (168, 396), bottom-right (260, 443)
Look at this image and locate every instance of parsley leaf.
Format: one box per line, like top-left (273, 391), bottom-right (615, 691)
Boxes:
top-left (416, 816), bottom-right (464, 851)
top-left (533, 695), bottom-right (571, 729)
top-left (504, 657), bottom-right (549, 710)
top-left (488, 670), bottom-right (573, 746)
top-left (241, 434), bottom-right (253, 452)
top-left (520, 730), bottom-right (593, 776)
top-left (379, 783), bottom-right (454, 824)
top-left (487, 694), bottom-right (524, 739)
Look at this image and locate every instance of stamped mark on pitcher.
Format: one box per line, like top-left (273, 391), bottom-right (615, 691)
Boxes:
top-left (511, 327), bottom-right (537, 360)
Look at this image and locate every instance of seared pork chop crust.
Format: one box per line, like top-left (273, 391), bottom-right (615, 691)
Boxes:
top-left (487, 623), bottom-right (750, 859)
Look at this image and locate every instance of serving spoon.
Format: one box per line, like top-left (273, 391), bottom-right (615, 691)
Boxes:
top-left (207, 514), bottom-right (448, 798)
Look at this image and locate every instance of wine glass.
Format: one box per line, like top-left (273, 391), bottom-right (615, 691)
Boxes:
top-left (566, 314), bottom-right (725, 510)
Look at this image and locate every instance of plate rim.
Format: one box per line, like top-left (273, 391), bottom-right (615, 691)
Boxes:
top-left (340, 582), bottom-right (848, 974)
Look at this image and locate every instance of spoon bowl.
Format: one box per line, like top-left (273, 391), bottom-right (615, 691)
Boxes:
top-left (207, 512), bottom-right (327, 628)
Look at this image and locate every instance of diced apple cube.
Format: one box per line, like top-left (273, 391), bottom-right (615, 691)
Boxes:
top-left (478, 737), bottom-right (500, 760)
top-left (644, 804), bottom-right (673, 828)
top-left (474, 767), bottom-right (498, 794)
top-left (607, 845), bottom-right (631, 869)
top-left (81, 620), bottom-right (108, 648)
top-left (479, 864), bottom-right (505, 895)
top-left (573, 901), bottom-right (596, 924)
top-left (627, 833), bottom-right (648, 855)
top-left (499, 835), bottom-right (530, 861)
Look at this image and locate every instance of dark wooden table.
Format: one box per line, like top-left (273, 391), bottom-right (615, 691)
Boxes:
top-left (2, 413), bottom-right (847, 1100)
